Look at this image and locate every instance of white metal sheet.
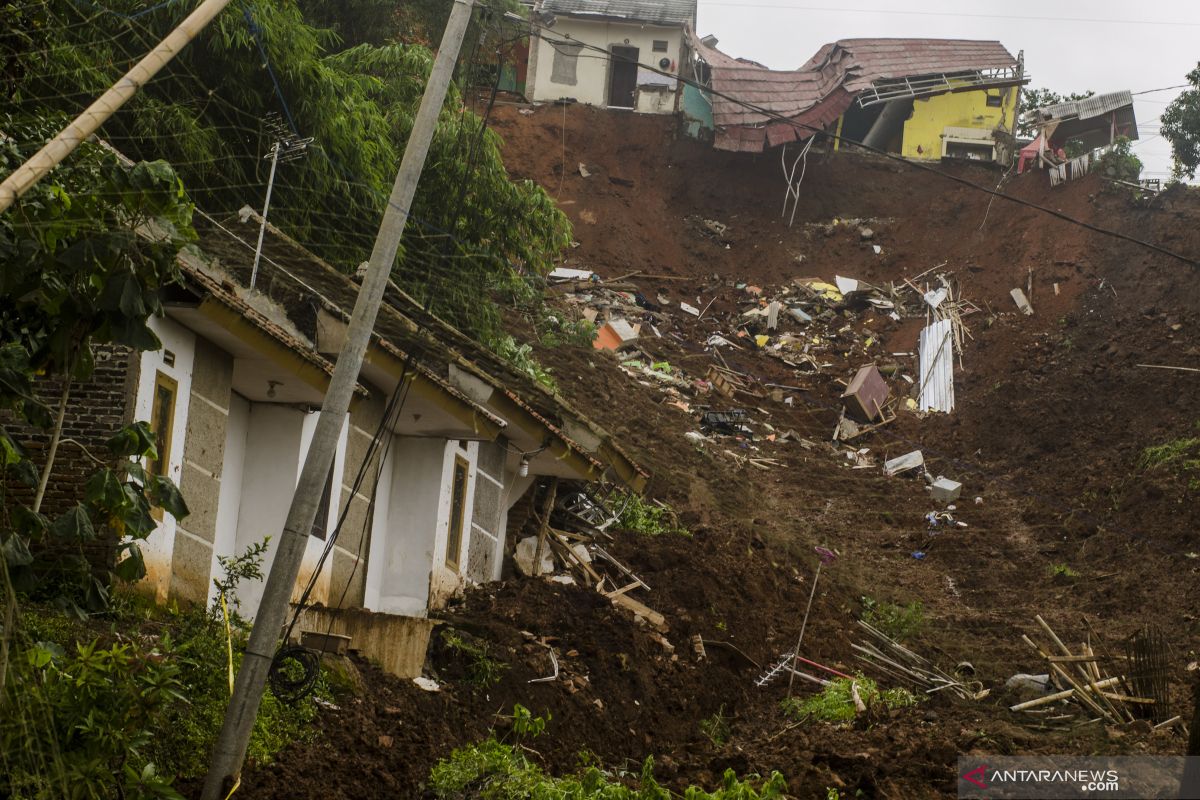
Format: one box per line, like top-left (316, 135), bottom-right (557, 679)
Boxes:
top-left (918, 319), bottom-right (955, 413)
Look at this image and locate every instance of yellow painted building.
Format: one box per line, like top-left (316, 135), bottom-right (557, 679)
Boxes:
top-left (900, 85), bottom-right (1020, 161)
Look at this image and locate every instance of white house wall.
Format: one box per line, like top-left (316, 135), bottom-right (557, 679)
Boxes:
top-left (228, 405), bottom-right (348, 616)
top-left (135, 315), bottom-right (196, 604)
top-left (207, 391), bottom-right (248, 607)
top-left (374, 438), bottom-right (478, 616)
top-left (529, 18), bottom-right (684, 111)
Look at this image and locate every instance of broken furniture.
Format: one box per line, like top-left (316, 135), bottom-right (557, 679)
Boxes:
top-left (842, 364), bottom-right (889, 422)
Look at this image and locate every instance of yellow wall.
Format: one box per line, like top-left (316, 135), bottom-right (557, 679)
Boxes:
top-left (901, 85), bottom-right (1018, 160)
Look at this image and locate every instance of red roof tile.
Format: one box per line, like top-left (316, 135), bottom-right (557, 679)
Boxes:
top-left (690, 34), bottom-right (1019, 152)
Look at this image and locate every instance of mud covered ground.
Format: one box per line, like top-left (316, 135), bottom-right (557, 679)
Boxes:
top-left (237, 104), bottom-right (1200, 798)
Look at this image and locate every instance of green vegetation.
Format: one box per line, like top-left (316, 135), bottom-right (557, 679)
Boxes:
top-left (429, 706), bottom-right (787, 799)
top-left (1, 543), bottom-right (323, 798)
top-left (0, 122), bottom-right (193, 613)
top-left (441, 628), bottom-right (509, 688)
top-left (1, 0), bottom-right (571, 351)
top-left (1138, 430), bottom-right (1200, 489)
top-left (1016, 88), bottom-right (1094, 139)
top-left (1095, 136), bottom-right (1143, 184)
top-left (699, 704), bottom-right (731, 746)
top-left (617, 494), bottom-right (688, 537)
top-left (780, 677), bottom-right (921, 724)
top-left (860, 597), bottom-right (925, 642)
top-left (1160, 64), bottom-right (1200, 180)
top-left (1048, 564), bottom-right (1079, 579)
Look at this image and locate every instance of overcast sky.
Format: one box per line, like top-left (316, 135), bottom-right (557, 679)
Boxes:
top-left (694, 0), bottom-right (1200, 179)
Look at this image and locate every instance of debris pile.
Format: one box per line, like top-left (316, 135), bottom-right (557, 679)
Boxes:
top-left (514, 481), bottom-right (670, 639)
top-left (1009, 617), bottom-right (1184, 733)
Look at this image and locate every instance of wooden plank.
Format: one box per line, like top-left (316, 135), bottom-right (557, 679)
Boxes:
top-left (604, 581), bottom-right (641, 599)
top-left (532, 478), bottom-right (559, 578)
top-left (610, 592), bottom-right (667, 631)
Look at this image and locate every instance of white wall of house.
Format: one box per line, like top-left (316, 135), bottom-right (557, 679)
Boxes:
top-left (368, 438), bottom-right (478, 617)
top-left (207, 391), bottom-right (248, 607)
top-left (229, 405), bottom-right (348, 617)
top-left (136, 316), bottom-right (196, 604)
top-left (529, 18), bottom-right (685, 111)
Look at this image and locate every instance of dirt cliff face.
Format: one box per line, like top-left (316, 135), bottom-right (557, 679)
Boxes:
top-left (238, 104), bottom-right (1200, 799)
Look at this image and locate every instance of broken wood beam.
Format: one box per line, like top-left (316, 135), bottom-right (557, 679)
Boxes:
top-left (532, 478), bottom-right (559, 579)
top-left (610, 592), bottom-right (667, 631)
top-left (1009, 677), bottom-right (1122, 711)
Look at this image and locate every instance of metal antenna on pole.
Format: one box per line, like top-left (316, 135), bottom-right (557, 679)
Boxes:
top-left (250, 113), bottom-right (311, 289)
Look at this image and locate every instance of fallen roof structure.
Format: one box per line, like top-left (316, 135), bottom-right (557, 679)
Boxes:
top-left (688, 32), bottom-right (1025, 153)
top-left (1022, 90), bottom-right (1138, 151)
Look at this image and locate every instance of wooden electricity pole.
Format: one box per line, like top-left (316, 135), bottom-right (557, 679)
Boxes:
top-left (199, 1), bottom-right (475, 797)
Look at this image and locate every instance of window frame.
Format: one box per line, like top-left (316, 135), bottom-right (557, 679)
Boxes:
top-left (652, 40), bottom-right (669, 53)
top-left (445, 455), bottom-right (470, 569)
top-left (147, 371), bottom-right (178, 522)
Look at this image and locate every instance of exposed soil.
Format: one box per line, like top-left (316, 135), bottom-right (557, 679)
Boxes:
top-left (236, 103), bottom-right (1200, 798)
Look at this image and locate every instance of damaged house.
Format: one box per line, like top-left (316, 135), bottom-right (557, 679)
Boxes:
top-left (23, 205), bottom-right (645, 677)
top-left (1017, 90), bottom-right (1138, 179)
top-left (526, 0), bottom-right (696, 113)
top-left (685, 33), bottom-right (1027, 163)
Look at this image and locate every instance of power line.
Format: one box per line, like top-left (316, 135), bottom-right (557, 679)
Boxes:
top-left (523, 18), bottom-right (1197, 267)
top-left (694, 2), bottom-right (1200, 28)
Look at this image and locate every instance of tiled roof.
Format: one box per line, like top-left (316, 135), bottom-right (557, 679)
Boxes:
top-left (540, 0), bottom-right (695, 26)
top-left (691, 34), bottom-right (1020, 152)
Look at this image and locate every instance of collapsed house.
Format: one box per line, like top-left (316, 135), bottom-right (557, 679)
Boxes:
top-left (525, 0), bottom-right (697, 113)
top-left (1017, 90), bottom-right (1138, 177)
top-left (684, 32), bottom-right (1027, 163)
top-left (22, 204), bottom-right (645, 677)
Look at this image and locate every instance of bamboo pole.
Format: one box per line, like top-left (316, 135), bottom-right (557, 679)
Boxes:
top-left (531, 477), bottom-right (559, 578)
top-left (0, 0), bottom-right (236, 212)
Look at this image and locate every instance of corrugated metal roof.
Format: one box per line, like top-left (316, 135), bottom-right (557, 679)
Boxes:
top-left (1036, 90), bottom-right (1134, 122)
top-left (540, 0), bottom-right (695, 26)
top-left (690, 33), bottom-right (1019, 152)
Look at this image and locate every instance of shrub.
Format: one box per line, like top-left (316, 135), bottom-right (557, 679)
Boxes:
top-left (617, 494), bottom-right (688, 537)
top-left (1, 635), bottom-right (187, 799)
top-left (1, 541), bottom-right (323, 796)
top-left (441, 629), bottom-right (508, 688)
top-left (860, 597), bottom-right (924, 642)
top-left (1095, 136), bottom-right (1143, 183)
top-left (780, 676), bottom-right (921, 724)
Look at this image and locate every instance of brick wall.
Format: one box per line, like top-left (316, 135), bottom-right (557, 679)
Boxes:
top-left (4, 343), bottom-right (139, 570)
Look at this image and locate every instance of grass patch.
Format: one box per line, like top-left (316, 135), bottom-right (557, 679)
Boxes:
top-left (1048, 564), bottom-right (1079, 579)
top-left (617, 493), bottom-right (689, 537)
top-left (441, 629), bottom-right (508, 688)
top-left (699, 704), bottom-right (731, 746)
top-left (1139, 432), bottom-right (1200, 488)
top-left (780, 676), bottom-right (921, 724)
top-left (430, 738), bottom-right (786, 799)
top-left (860, 597), bottom-right (925, 642)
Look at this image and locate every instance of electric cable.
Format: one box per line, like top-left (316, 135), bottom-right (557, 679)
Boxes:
top-left (513, 10), bottom-right (1200, 267)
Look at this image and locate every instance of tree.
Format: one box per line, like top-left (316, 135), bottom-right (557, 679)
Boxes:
top-left (2, 0), bottom-right (569, 344)
top-left (1160, 64), bottom-right (1200, 180)
top-left (0, 118), bottom-right (192, 615)
top-left (1017, 87), bottom-right (1095, 139)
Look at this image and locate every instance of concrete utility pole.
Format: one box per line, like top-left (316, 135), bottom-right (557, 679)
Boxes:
top-left (199, 1), bottom-right (475, 797)
top-left (0, 0), bottom-right (235, 214)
